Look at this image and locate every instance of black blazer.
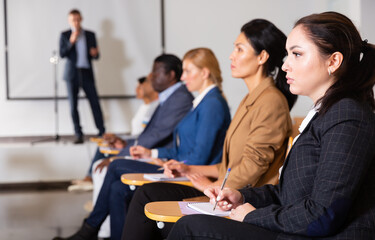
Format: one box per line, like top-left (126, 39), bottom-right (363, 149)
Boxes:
top-left (118, 84), bottom-right (194, 156)
top-left (59, 29), bottom-right (99, 81)
top-left (239, 98), bottom-right (375, 239)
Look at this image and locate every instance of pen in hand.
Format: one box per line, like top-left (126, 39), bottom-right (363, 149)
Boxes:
top-left (213, 168), bottom-right (231, 211)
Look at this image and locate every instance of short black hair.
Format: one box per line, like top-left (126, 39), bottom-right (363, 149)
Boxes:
top-left (154, 54), bottom-right (182, 81)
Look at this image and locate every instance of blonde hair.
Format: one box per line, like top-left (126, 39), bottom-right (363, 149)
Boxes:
top-left (183, 48), bottom-right (225, 98)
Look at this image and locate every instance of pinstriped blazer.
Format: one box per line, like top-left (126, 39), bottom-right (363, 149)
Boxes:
top-left (239, 98), bottom-right (375, 239)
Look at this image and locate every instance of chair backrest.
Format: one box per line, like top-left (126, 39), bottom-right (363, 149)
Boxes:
top-left (285, 136), bottom-right (293, 160)
top-left (291, 117), bottom-right (304, 138)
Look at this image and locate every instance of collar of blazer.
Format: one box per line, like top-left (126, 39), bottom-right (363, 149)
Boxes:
top-left (230, 77), bottom-right (275, 131)
top-left (244, 77), bottom-right (275, 107)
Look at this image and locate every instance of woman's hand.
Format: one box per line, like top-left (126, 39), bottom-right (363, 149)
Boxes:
top-left (150, 158), bottom-right (165, 166)
top-left (204, 187), bottom-right (243, 211)
top-left (129, 146), bottom-right (151, 159)
top-left (230, 203), bottom-right (256, 222)
top-left (163, 160), bottom-right (189, 178)
top-left (186, 173), bottom-right (213, 192)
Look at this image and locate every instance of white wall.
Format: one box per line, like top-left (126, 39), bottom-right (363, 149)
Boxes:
top-left (0, 0), bottom-right (370, 138)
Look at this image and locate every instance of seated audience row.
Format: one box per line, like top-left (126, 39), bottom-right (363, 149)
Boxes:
top-left (54, 11), bottom-right (375, 240)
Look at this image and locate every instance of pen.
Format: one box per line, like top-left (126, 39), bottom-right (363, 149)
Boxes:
top-left (213, 168), bottom-right (231, 211)
top-left (157, 160), bottom-right (187, 171)
top-left (133, 139), bottom-right (138, 147)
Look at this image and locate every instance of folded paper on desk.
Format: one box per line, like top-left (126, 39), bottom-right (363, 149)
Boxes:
top-left (187, 202), bottom-right (230, 216)
top-left (143, 173), bottom-right (189, 181)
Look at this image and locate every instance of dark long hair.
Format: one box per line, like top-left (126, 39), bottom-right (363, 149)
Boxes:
top-left (295, 11), bottom-right (375, 114)
top-left (241, 19), bottom-right (297, 110)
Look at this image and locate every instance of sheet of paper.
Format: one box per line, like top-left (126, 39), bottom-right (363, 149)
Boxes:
top-left (143, 173), bottom-right (189, 181)
top-left (187, 202), bottom-right (230, 216)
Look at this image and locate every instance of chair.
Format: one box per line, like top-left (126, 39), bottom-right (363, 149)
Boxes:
top-left (291, 116), bottom-right (304, 138)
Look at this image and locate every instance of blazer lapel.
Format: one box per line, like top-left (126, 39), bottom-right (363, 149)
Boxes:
top-left (279, 112), bottom-right (319, 184)
top-left (225, 78), bottom-right (275, 145)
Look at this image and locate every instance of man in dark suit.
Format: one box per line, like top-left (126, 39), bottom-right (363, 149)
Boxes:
top-left (59, 9), bottom-right (105, 144)
top-left (54, 54), bottom-right (194, 240)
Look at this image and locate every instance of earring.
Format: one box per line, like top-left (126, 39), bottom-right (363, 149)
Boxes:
top-left (328, 69), bottom-right (331, 76)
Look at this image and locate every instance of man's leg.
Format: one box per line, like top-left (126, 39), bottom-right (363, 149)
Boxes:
top-left (85, 159), bottom-right (121, 229)
top-left (108, 180), bottom-right (133, 240)
top-left (66, 78), bottom-right (82, 138)
top-left (81, 70), bottom-right (105, 135)
top-left (88, 159), bottom-right (162, 238)
top-left (107, 159), bottom-right (164, 239)
top-left (92, 160), bottom-right (110, 238)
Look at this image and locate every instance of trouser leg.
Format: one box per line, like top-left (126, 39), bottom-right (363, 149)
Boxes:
top-left (108, 180), bottom-right (133, 240)
top-left (168, 214), bottom-right (279, 240)
top-left (85, 159), bottom-right (120, 228)
top-left (81, 70), bottom-right (105, 135)
top-left (66, 78), bottom-right (82, 137)
top-left (92, 160), bottom-right (110, 238)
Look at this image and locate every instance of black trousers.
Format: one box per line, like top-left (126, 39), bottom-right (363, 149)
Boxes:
top-left (122, 182), bottom-right (203, 240)
top-left (66, 68), bottom-right (105, 137)
top-left (168, 214), bottom-right (279, 240)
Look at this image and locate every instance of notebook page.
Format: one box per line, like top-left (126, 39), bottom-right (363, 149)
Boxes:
top-left (187, 202), bottom-right (230, 216)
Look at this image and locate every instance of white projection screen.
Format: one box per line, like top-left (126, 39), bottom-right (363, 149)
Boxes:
top-left (5, 0), bottom-right (162, 99)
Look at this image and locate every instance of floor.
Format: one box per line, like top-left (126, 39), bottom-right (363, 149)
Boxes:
top-left (0, 190), bottom-right (92, 240)
top-left (0, 135), bottom-right (101, 240)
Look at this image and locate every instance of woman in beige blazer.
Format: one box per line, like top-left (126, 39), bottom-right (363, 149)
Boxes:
top-left (119, 19), bottom-right (297, 240)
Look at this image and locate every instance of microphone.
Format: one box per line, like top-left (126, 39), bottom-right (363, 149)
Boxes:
top-left (50, 50), bottom-right (59, 64)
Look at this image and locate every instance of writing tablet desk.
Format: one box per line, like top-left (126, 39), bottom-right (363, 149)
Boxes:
top-left (145, 201), bottom-right (183, 223)
top-left (89, 137), bottom-right (105, 144)
top-left (121, 173), bottom-right (194, 190)
top-left (99, 147), bottom-right (120, 155)
top-left (144, 197), bottom-right (210, 229)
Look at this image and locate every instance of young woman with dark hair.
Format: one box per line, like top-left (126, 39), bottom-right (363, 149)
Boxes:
top-left (169, 12), bottom-right (375, 240)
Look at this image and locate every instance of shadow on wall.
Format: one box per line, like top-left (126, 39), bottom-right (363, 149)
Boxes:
top-left (95, 18), bottom-right (132, 96)
top-left (95, 19), bottom-right (134, 131)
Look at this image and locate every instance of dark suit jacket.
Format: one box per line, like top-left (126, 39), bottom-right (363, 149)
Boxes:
top-left (59, 29), bottom-right (99, 81)
top-left (157, 87), bottom-right (231, 165)
top-left (239, 98), bottom-right (375, 239)
top-left (118, 84), bottom-right (194, 156)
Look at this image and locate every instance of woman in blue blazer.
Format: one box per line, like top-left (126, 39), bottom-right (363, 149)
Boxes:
top-left (170, 12), bottom-right (375, 240)
top-left (131, 48), bottom-right (231, 166)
